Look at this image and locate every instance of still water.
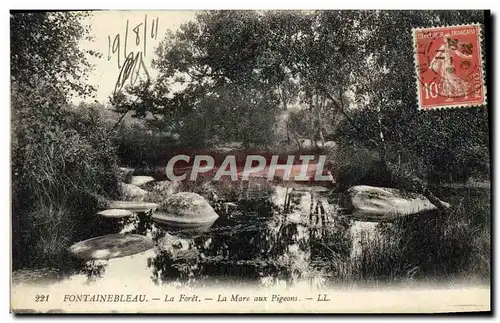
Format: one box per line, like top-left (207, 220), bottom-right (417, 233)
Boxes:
top-left (13, 185), bottom-right (357, 289)
top-left (11, 184), bottom-right (490, 289)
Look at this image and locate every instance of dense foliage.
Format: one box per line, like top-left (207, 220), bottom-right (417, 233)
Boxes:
top-left (11, 10), bottom-right (490, 279)
top-left (114, 10), bottom-right (489, 187)
top-left (11, 12), bottom-right (118, 267)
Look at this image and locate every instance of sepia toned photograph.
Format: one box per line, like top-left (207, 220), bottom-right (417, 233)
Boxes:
top-left (10, 9), bottom-right (491, 313)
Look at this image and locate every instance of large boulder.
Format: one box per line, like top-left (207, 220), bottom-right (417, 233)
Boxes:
top-left (152, 192), bottom-right (219, 228)
top-left (68, 234), bottom-right (154, 261)
top-left (118, 182), bottom-right (149, 201)
top-left (343, 185), bottom-right (450, 221)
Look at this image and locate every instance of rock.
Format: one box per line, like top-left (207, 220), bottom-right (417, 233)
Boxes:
top-left (130, 176), bottom-right (155, 187)
top-left (68, 234), bottom-right (154, 261)
top-left (223, 201), bottom-right (238, 207)
top-left (116, 167), bottom-right (135, 183)
top-left (97, 209), bottom-right (134, 218)
top-left (300, 138), bottom-right (313, 148)
top-left (344, 185), bottom-right (450, 221)
top-left (152, 192), bottom-right (219, 228)
top-left (118, 182), bottom-right (149, 201)
top-left (152, 180), bottom-right (179, 195)
top-left (152, 211), bottom-right (218, 229)
top-left (222, 202), bottom-right (238, 214)
top-left (107, 200), bottom-right (158, 213)
top-left (323, 141), bottom-right (336, 148)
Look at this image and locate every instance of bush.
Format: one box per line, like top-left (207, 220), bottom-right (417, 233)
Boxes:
top-left (12, 95), bottom-right (119, 268)
top-left (331, 145), bottom-right (391, 190)
top-left (326, 186), bottom-right (490, 284)
top-left (113, 122), bottom-right (178, 168)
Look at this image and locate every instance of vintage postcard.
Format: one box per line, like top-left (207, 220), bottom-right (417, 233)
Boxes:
top-left (10, 10), bottom-right (491, 314)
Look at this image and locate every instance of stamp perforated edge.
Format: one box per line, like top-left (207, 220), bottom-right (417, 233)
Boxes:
top-left (411, 23), bottom-right (487, 111)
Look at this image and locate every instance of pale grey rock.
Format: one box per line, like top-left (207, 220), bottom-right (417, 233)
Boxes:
top-left (345, 185), bottom-right (450, 221)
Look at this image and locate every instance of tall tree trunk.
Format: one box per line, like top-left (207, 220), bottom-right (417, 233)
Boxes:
top-left (286, 121), bottom-right (291, 145)
top-left (318, 128), bottom-right (325, 147)
top-left (289, 129), bottom-right (302, 150)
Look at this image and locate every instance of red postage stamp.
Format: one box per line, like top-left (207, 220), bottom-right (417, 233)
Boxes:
top-left (412, 24), bottom-right (486, 110)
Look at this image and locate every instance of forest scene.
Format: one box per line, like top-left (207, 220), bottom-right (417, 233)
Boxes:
top-left (11, 10), bottom-right (490, 290)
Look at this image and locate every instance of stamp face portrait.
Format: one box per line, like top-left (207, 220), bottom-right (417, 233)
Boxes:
top-left (413, 24), bottom-right (486, 110)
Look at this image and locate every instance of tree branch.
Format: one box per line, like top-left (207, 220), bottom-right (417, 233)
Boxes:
top-left (106, 80), bottom-right (151, 140)
top-left (319, 86), bottom-right (381, 150)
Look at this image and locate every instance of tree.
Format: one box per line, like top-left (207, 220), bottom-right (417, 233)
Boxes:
top-left (11, 11), bottom-right (98, 99)
top-left (115, 10), bottom-right (489, 209)
top-left (330, 10), bottom-right (488, 209)
top-left (113, 11), bottom-right (281, 147)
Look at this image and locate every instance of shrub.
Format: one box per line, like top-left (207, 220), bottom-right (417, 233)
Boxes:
top-left (12, 96), bottom-right (119, 268)
top-left (331, 145), bottom-right (391, 190)
top-left (113, 122), bottom-right (177, 168)
top-left (326, 186), bottom-right (490, 284)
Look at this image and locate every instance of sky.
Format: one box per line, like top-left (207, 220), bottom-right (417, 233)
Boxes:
top-left (79, 10), bottom-right (197, 104)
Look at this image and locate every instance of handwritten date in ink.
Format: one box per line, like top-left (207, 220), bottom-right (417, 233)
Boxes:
top-left (108, 15), bottom-right (159, 96)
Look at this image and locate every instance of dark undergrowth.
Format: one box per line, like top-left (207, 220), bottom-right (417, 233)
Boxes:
top-left (325, 186), bottom-right (490, 284)
top-left (12, 103), bottom-right (120, 269)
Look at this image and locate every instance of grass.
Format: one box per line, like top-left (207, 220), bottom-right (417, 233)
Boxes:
top-left (323, 185), bottom-right (490, 285)
top-left (12, 105), bottom-right (120, 269)
top-left (12, 105), bottom-right (490, 284)
top-left (14, 191), bottom-right (119, 268)
top-left (154, 176), bottom-right (490, 285)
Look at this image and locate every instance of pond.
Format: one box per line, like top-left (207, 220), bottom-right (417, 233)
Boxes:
top-left (11, 184), bottom-right (490, 290)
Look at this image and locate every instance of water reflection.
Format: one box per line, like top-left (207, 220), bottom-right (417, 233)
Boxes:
top-left (78, 260), bottom-right (108, 284)
top-left (14, 185), bottom-right (356, 288)
top-left (12, 185), bottom-right (491, 288)
top-left (139, 185), bottom-right (352, 287)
